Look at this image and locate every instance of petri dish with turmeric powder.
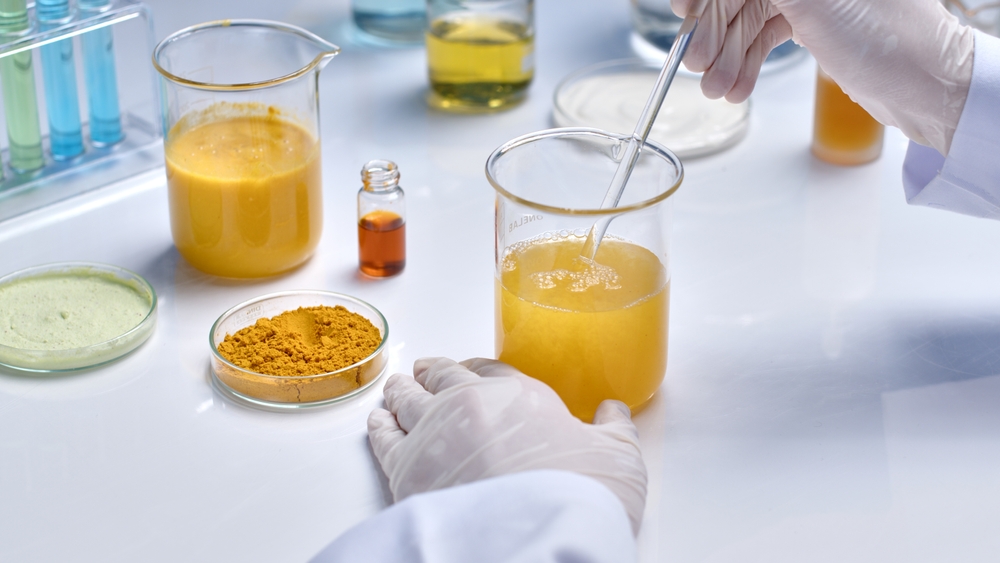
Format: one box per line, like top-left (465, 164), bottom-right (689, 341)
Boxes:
top-left (209, 291), bottom-right (389, 410)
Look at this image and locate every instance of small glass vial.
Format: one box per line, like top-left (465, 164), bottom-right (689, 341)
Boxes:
top-left (812, 67), bottom-right (884, 166)
top-left (358, 160), bottom-right (406, 277)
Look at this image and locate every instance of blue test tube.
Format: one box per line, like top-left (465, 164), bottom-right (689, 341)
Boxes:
top-left (37, 0), bottom-right (83, 159)
top-left (79, 0), bottom-right (122, 147)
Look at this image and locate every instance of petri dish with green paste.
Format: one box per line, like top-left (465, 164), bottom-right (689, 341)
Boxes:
top-left (0, 262), bottom-right (157, 372)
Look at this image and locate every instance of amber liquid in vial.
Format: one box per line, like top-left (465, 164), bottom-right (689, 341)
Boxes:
top-left (812, 70), bottom-right (884, 166)
top-left (358, 210), bottom-right (406, 277)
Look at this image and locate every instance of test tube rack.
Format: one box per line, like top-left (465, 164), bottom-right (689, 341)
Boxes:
top-left (0, 0), bottom-right (160, 223)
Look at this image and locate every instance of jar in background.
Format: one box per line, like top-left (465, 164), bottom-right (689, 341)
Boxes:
top-left (629, 0), bottom-right (682, 52)
top-left (153, 21), bottom-right (338, 278)
top-left (944, 0), bottom-right (1000, 37)
top-left (426, 0), bottom-right (534, 112)
top-left (352, 0), bottom-right (427, 44)
top-left (812, 67), bottom-right (884, 166)
top-left (358, 160), bottom-right (406, 277)
top-left (629, 0), bottom-right (804, 71)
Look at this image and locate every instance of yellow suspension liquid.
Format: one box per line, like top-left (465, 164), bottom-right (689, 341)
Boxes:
top-left (812, 69), bottom-right (884, 166)
top-left (496, 235), bottom-right (669, 421)
top-left (426, 15), bottom-right (534, 111)
top-left (165, 105), bottom-right (322, 278)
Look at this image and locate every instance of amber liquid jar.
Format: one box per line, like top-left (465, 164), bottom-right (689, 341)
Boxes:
top-left (358, 160), bottom-right (406, 277)
top-left (812, 68), bottom-right (884, 166)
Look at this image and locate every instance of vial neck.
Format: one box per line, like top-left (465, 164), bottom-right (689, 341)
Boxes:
top-left (363, 181), bottom-right (398, 193)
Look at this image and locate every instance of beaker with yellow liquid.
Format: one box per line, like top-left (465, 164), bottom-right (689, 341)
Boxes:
top-left (812, 67), bottom-right (884, 166)
top-left (426, 0), bottom-right (534, 112)
top-left (153, 21), bottom-right (339, 278)
top-left (487, 129), bottom-right (682, 421)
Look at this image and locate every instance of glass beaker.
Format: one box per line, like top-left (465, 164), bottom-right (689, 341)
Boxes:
top-left (812, 67), bottom-right (884, 166)
top-left (487, 128), bottom-right (682, 422)
top-left (426, 0), bottom-right (534, 112)
top-left (153, 21), bottom-right (339, 278)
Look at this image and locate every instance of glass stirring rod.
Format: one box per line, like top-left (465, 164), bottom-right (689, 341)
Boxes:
top-left (580, 13), bottom-right (699, 260)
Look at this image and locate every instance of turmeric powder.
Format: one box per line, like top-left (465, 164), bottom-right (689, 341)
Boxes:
top-left (218, 305), bottom-right (382, 376)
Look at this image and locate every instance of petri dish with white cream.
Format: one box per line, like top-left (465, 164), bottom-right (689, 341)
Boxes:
top-left (0, 262), bottom-right (157, 372)
top-left (553, 59), bottom-right (750, 159)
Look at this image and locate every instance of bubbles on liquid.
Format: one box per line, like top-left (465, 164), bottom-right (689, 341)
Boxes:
top-left (502, 233), bottom-right (623, 292)
top-left (529, 256), bottom-right (621, 292)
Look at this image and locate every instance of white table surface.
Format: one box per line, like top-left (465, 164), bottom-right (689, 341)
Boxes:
top-left (3, 0), bottom-right (1000, 561)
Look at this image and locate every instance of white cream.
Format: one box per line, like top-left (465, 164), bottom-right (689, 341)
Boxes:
top-left (554, 71), bottom-right (749, 158)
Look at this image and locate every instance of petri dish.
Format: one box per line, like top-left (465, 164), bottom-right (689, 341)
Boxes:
top-left (553, 59), bottom-right (750, 159)
top-left (0, 262), bottom-right (158, 372)
top-left (209, 291), bottom-right (389, 411)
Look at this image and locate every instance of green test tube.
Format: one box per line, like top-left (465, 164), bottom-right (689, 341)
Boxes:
top-left (0, 0), bottom-right (44, 173)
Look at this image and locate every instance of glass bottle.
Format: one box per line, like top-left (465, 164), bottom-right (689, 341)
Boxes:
top-left (352, 0), bottom-right (426, 44)
top-left (358, 160), bottom-right (406, 277)
top-left (812, 67), bottom-right (884, 166)
top-left (426, 0), bottom-right (534, 112)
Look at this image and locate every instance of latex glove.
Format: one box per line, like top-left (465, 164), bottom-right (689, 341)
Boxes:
top-left (671, 0), bottom-right (975, 154)
top-left (367, 357), bottom-right (648, 534)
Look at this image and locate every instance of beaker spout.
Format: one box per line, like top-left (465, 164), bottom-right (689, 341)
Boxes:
top-left (306, 33), bottom-right (340, 72)
top-left (315, 49), bottom-right (338, 72)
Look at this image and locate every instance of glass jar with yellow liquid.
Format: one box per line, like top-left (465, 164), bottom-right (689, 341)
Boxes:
top-left (153, 21), bottom-right (339, 278)
top-left (812, 67), bottom-right (884, 166)
top-left (426, 0), bottom-right (534, 112)
top-left (487, 128), bottom-right (683, 422)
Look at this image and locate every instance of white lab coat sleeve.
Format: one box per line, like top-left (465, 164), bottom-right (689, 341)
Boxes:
top-left (902, 30), bottom-right (1000, 220)
top-left (309, 470), bottom-right (637, 563)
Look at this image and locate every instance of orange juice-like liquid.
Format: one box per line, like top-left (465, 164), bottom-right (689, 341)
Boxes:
top-left (358, 210), bottom-right (406, 277)
top-left (165, 107), bottom-right (322, 278)
top-left (812, 70), bottom-right (885, 166)
top-left (496, 235), bottom-right (669, 421)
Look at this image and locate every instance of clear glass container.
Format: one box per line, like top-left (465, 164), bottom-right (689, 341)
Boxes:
top-left (629, 0), bottom-right (682, 52)
top-left (358, 159), bottom-right (406, 277)
top-left (153, 20), bottom-right (339, 278)
top-left (812, 67), bottom-right (884, 166)
top-left (629, 0), bottom-right (805, 72)
top-left (487, 128), bottom-right (682, 422)
top-left (352, 0), bottom-right (427, 44)
top-left (0, 262), bottom-right (157, 372)
top-left (945, 0), bottom-right (1000, 37)
top-left (426, 0), bottom-right (534, 112)
top-left (209, 291), bottom-right (389, 410)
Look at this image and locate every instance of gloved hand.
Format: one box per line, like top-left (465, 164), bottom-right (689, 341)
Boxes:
top-left (671, 0), bottom-right (975, 154)
top-left (367, 357), bottom-right (648, 534)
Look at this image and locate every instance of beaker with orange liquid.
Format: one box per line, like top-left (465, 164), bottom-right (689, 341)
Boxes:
top-left (487, 129), bottom-right (683, 422)
top-left (812, 67), bottom-right (884, 166)
top-left (153, 21), bottom-right (339, 278)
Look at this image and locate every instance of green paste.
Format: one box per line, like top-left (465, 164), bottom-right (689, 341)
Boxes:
top-left (0, 272), bottom-right (151, 350)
